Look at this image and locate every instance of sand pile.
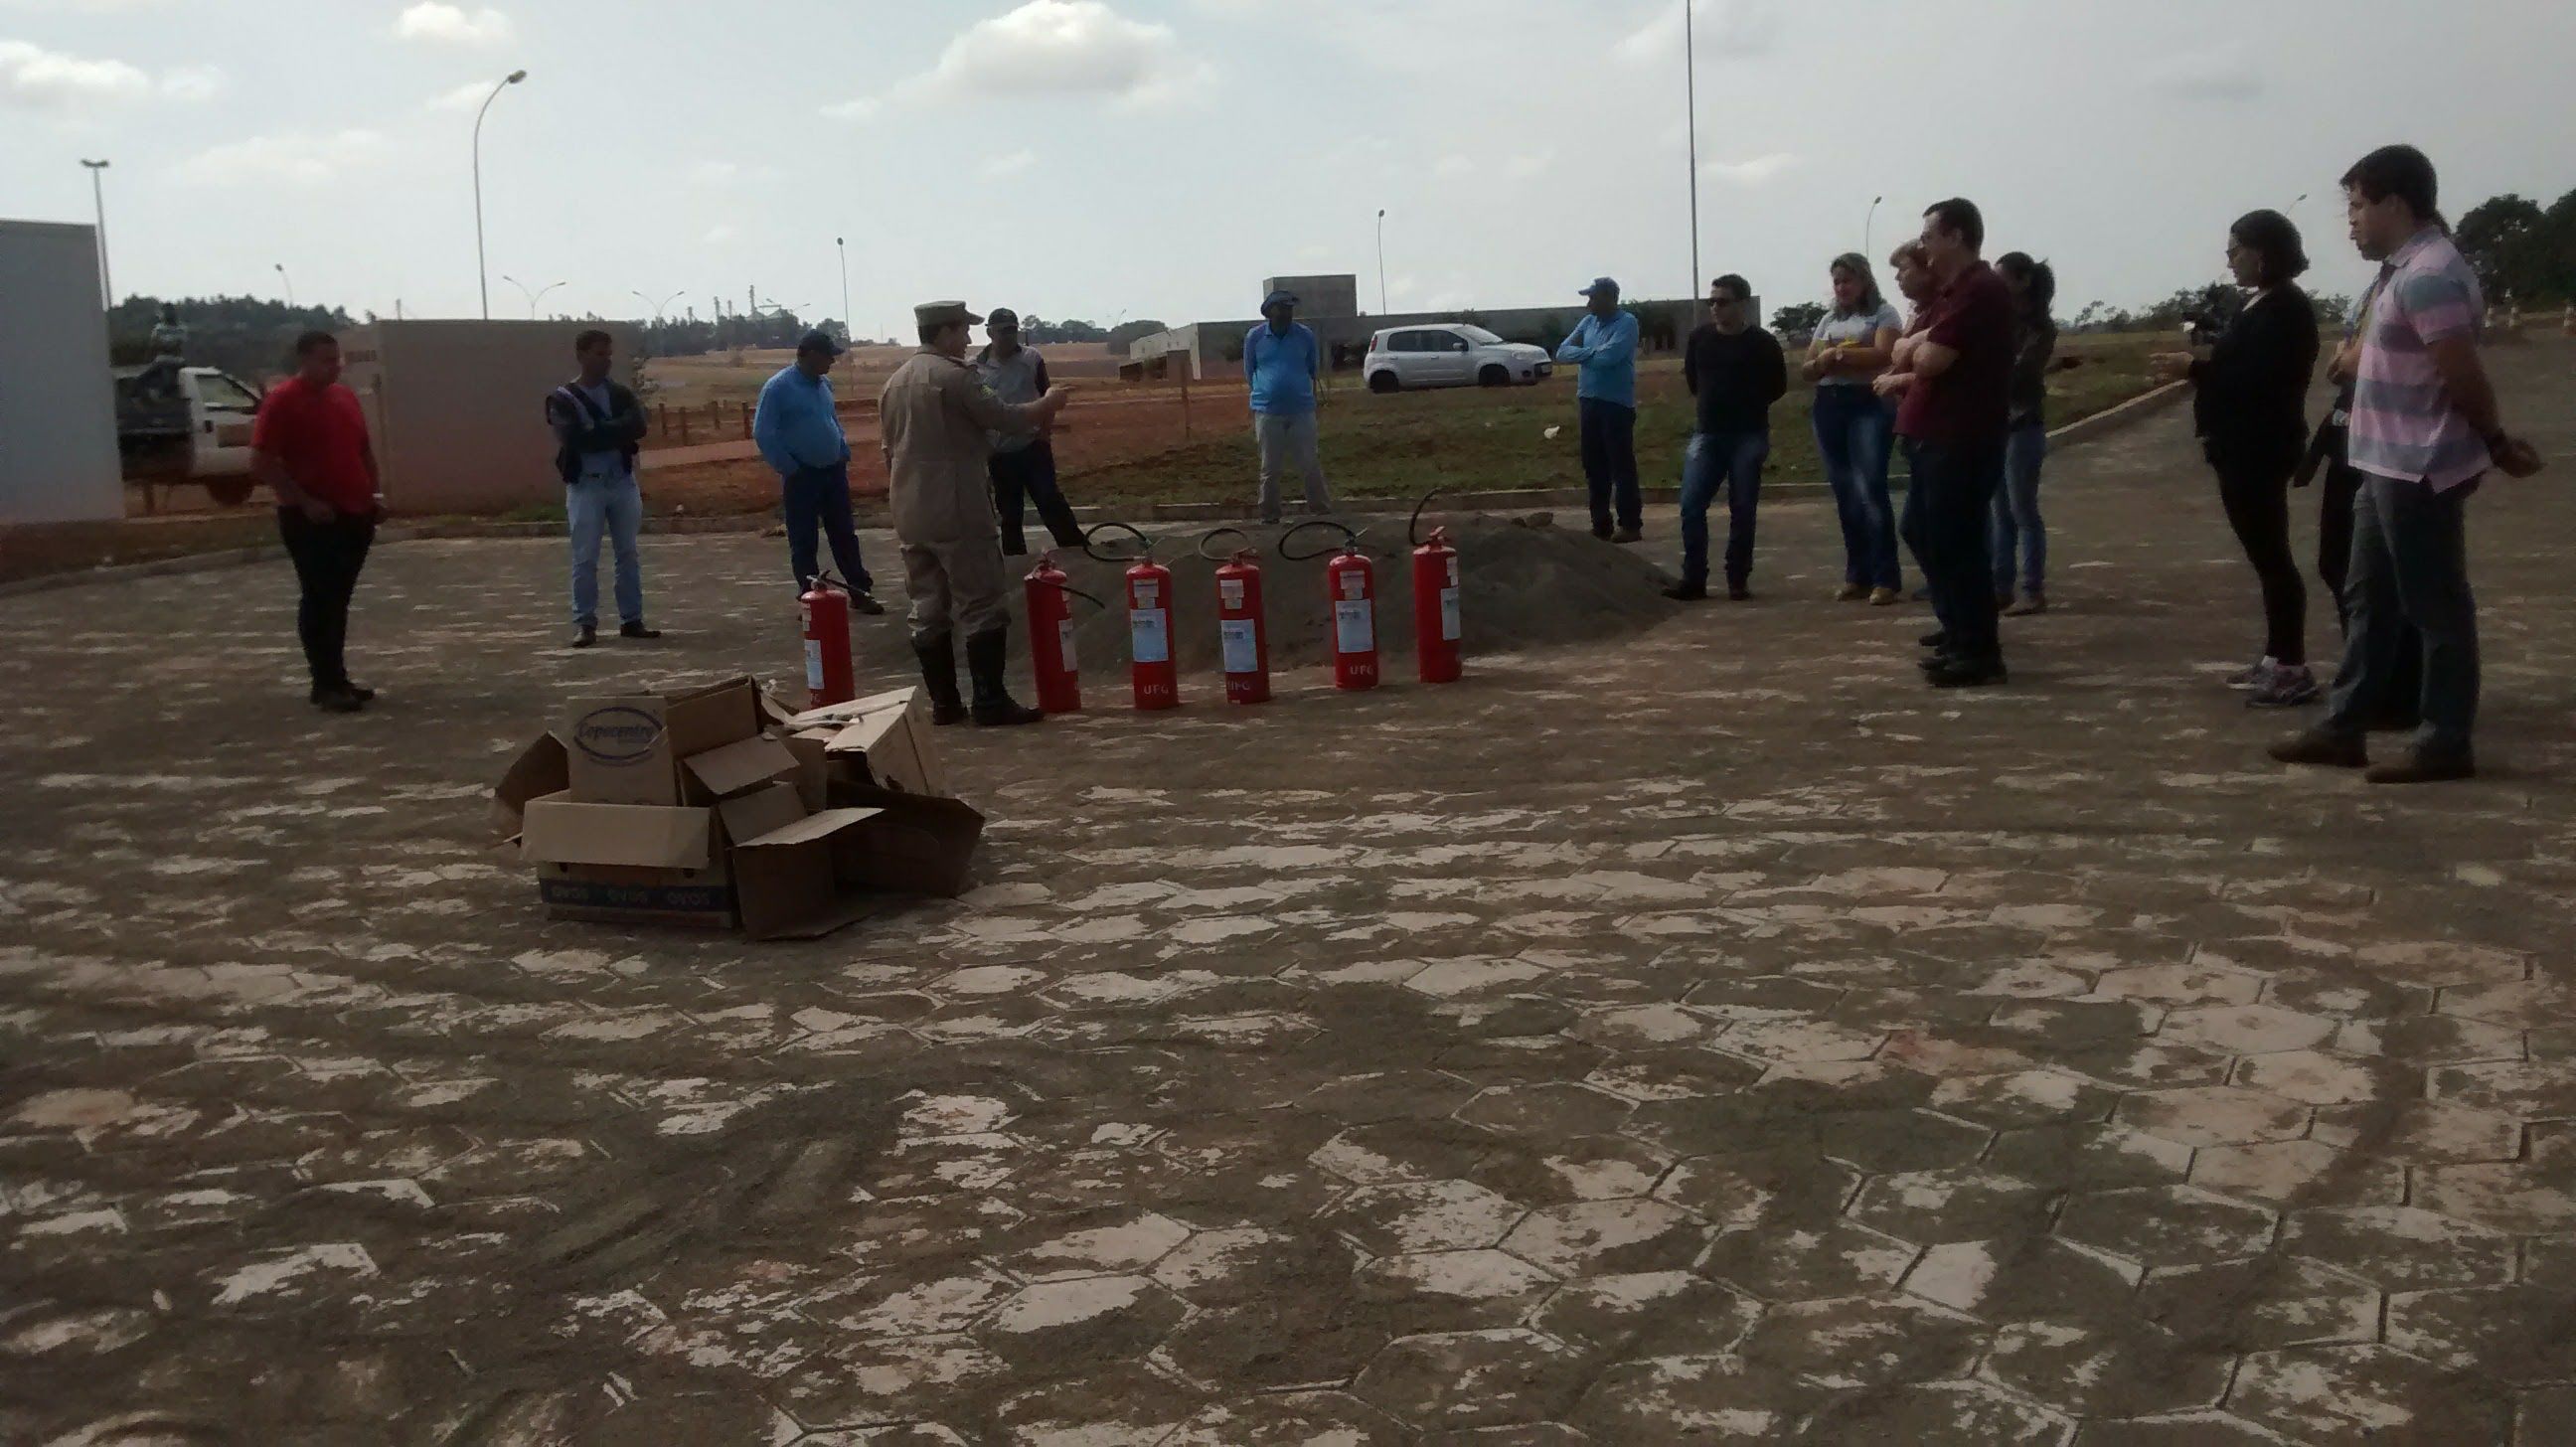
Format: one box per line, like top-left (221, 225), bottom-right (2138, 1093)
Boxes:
top-left (1007, 516), bottom-right (1683, 674)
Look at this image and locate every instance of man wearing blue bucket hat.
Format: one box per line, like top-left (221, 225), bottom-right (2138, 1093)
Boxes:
top-left (1559, 277), bottom-right (1644, 542)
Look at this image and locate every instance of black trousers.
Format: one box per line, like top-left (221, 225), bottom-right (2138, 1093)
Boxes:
top-left (277, 507), bottom-right (375, 691)
top-left (988, 441), bottom-right (1084, 555)
top-left (2211, 449), bottom-right (2309, 665)
top-left (1578, 398), bottom-right (1643, 534)
top-left (1908, 438), bottom-right (2006, 663)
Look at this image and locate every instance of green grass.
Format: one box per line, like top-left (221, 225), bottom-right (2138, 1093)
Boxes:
top-left (1072, 331), bottom-right (2170, 509)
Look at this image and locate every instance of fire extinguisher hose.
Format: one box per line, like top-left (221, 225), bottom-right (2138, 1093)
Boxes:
top-left (1195, 526), bottom-right (1255, 562)
top-left (1081, 520), bottom-right (1155, 563)
top-left (1277, 519), bottom-right (1370, 562)
top-left (1408, 489), bottom-right (1450, 547)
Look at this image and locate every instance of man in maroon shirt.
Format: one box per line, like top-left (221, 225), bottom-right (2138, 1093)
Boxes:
top-left (1877, 198), bottom-right (2017, 687)
top-left (251, 330), bottom-right (383, 713)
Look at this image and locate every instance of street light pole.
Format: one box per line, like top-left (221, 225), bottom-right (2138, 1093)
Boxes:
top-left (1375, 209), bottom-right (1387, 315)
top-left (836, 236), bottom-right (852, 344)
top-left (275, 262), bottom-right (294, 309)
top-left (631, 289), bottom-right (682, 324)
top-left (501, 274), bottom-right (564, 319)
top-left (1863, 195), bottom-right (1883, 262)
top-left (79, 159), bottom-right (111, 306)
top-left (1685, 0), bottom-right (1701, 296)
top-left (472, 69), bottom-right (529, 321)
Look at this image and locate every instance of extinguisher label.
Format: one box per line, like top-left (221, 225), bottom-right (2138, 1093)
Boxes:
top-left (1446, 557), bottom-right (1461, 585)
top-left (1335, 599), bottom-right (1374, 655)
top-left (1219, 578), bottom-right (1244, 608)
top-left (1057, 617), bottom-right (1078, 673)
top-left (1135, 581), bottom-right (1159, 607)
top-left (1129, 608), bottom-right (1170, 664)
top-left (804, 638), bottom-right (825, 690)
top-left (1220, 618), bottom-right (1259, 675)
top-left (1441, 586), bottom-right (1462, 642)
top-left (1340, 572), bottom-right (1367, 601)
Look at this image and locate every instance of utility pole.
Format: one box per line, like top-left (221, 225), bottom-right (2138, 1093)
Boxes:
top-left (1863, 195), bottom-right (1883, 261)
top-left (837, 236), bottom-right (852, 344)
top-left (80, 159), bottom-right (111, 306)
top-left (1685, 0), bottom-right (1701, 297)
top-left (472, 69), bottom-right (528, 320)
top-left (1375, 209), bottom-right (1388, 315)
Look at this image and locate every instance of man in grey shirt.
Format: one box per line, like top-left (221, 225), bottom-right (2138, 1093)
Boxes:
top-left (976, 308), bottom-right (1086, 556)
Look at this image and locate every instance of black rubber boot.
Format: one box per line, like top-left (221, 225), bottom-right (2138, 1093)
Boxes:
top-left (913, 633), bottom-right (967, 725)
top-left (966, 628), bottom-right (1044, 726)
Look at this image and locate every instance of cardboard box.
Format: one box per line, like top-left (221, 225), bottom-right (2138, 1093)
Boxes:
top-left (827, 784), bottom-right (986, 897)
top-left (561, 676), bottom-right (765, 806)
top-left (820, 690), bottom-right (947, 797)
top-left (518, 791), bottom-right (737, 930)
top-left (680, 733), bottom-right (803, 805)
top-left (721, 782), bottom-right (884, 939)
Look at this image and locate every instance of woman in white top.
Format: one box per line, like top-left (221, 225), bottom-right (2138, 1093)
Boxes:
top-left (1803, 252), bottom-right (1906, 603)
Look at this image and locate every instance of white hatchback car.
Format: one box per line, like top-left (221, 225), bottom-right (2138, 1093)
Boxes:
top-left (1363, 324), bottom-right (1553, 394)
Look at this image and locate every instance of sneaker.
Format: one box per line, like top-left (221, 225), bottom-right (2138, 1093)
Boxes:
top-left (2268, 727), bottom-right (2367, 769)
top-left (2227, 660), bottom-right (2274, 691)
top-left (1920, 630), bottom-right (1950, 650)
top-left (2246, 666), bottom-right (2320, 709)
top-left (619, 620), bottom-right (662, 640)
top-left (2003, 592), bottom-right (2047, 617)
top-left (570, 624), bottom-right (597, 650)
top-left (1835, 583), bottom-right (1868, 602)
top-left (1726, 582), bottom-right (1751, 601)
top-left (1611, 526), bottom-right (1644, 545)
top-left (2365, 749), bottom-right (2476, 785)
top-left (1869, 587), bottom-right (1901, 606)
top-left (309, 684), bottom-right (366, 715)
top-left (343, 684), bottom-right (377, 704)
top-left (848, 590), bottom-right (887, 616)
top-left (1927, 656), bottom-right (2008, 688)
top-left (1590, 523), bottom-right (1613, 542)
top-left (1663, 581), bottom-right (1709, 602)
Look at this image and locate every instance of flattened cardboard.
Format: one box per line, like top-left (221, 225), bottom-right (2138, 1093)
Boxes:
top-left (826, 785), bottom-right (984, 897)
top-left (521, 793), bottom-right (715, 871)
top-left (663, 676), bottom-right (764, 759)
top-left (822, 697), bottom-right (945, 797)
top-left (732, 803), bottom-right (886, 940)
top-left (681, 734), bottom-right (801, 804)
top-left (561, 695), bottom-right (677, 805)
top-left (715, 781), bottom-right (808, 848)
top-left (781, 729), bottom-right (834, 812)
top-left (789, 686), bottom-right (917, 730)
top-left (491, 732), bottom-right (569, 837)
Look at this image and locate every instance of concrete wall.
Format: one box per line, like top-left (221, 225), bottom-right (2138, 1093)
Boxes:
top-left (340, 320), bottom-right (638, 515)
top-left (1260, 274), bottom-right (1360, 318)
top-left (0, 221), bottom-right (122, 524)
top-left (1127, 298), bottom-right (1725, 381)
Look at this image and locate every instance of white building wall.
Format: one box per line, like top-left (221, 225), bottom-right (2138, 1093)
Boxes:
top-left (0, 221), bottom-right (123, 524)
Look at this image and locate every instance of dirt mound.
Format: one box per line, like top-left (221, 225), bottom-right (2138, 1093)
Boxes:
top-left (1008, 515), bottom-right (1682, 674)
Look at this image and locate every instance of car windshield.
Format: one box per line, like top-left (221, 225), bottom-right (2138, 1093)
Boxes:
top-left (1456, 326), bottom-right (1505, 345)
top-left (196, 373), bottom-right (262, 410)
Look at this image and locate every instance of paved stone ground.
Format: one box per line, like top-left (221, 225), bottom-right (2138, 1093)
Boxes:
top-left (2, 346), bottom-right (2572, 1445)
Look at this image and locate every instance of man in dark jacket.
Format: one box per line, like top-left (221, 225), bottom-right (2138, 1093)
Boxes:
top-left (1668, 274), bottom-right (1787, 600)
top-left (546, 329), bottom-right (659, 648)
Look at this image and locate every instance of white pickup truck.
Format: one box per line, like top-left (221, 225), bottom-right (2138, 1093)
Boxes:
top-left (114, 363), bottom-right (265, 510)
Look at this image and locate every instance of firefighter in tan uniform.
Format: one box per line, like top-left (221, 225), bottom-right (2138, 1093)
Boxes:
top-left (882, 300), bottom-right (1073, 725)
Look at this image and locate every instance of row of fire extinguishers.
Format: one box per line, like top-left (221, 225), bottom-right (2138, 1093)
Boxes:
top-left (1021, 499), bottom-right (1463, 714)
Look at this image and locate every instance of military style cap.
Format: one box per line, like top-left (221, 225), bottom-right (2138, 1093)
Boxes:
top-left (914, 300), bottom-right (984, 328)
top-left (986, 306), bottom-right (1021, 329)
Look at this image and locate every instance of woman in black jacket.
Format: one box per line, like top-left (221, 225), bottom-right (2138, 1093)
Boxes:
top-left (2153, 210), bottom-right (2322, 708)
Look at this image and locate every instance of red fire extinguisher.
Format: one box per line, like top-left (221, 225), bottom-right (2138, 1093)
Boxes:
top-left (1091, 522), bottom-right (1179, 710)
top-left (1201, 527), bottom-right (1269, 705)
top-left (1286, 521), bottom-right (1378, 692)
top-left (801, 571), bottom-right (856, 708)
top-left (1411, 493), bottom-right (1462, 684)
top-left (1023, 554), bottom-right (1087, 715)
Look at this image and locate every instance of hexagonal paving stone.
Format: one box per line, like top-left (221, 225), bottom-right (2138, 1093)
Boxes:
top-left (1816, 1108), bottom-right (1994, 1175)
top-left (1568, 1003), bottom-right (1720, 1049)
top-left (1355, 1249), bottom-right (1557, 1322)
top-left (1715, 1018), bottom-right (1885, 1064)
top-left (1801, 1380), bottom-right (2072, 1446)
top-left (2334, 1014), bottom-right (2523, 1065)
top-left (1569, 1354), bottom-right (1825, 1442)
top-left (2232, 1049), bottom-right (2410, 1107)
top-left (2309, 1099), bottom-right (2522, 1164)
top-left (2276, 1206), bottom-right (2514, 1290)
top-left (1529, 1271), bottom-right (1761, 1356)
top-left (799, 1264), bottom-right (1016, 1339)
top-left (2387, 1284), bottom-right (2576, 1385)
top-left (2352, 939), bottom-right (2527, 987)
top-left (1455, 1083), bottom-right (1635, 1140)
top-left (1004, 1209), bottom-right (1194, 1281)
top-left (1470, 1133), bottom-right (1672, 1206)
top-left (2064, 1412), bottom-right (2304, 1445)
top-left (2521, 1385), bottom-right (2576, 1447)
top-left (1849, 1167), bottom-right (2058, 1245)
top-left (1697, 1221), bottom-right (1915, 1303)
top-left (2056, 1184), bottom-right (2276, 1267)
top-left (1984, 1318), bottom-right (2229, 1416)
top-left (771, 1336), bottom-right (1010, 1431)
top-left (993, 1363), bottom-right (1204, 1444)
top-left (2430, 1059), bottom-right (2576, 1119)
top-left (1155, 1296), bottom-right (1393, 1392)
top-left (2095, 963), bottom-right (2266, 1007)
top-left (2230, 1344), bottom-right (2511, 1444)
top-left (1323, 1180), bottom-right (1527, 1257)
top-left (1310, 1119), bottom-right (1502, 1186)
top-left (1353, 1329), bottom-right (1586, 1430)
top-left (1163, 1389), bottom-right (1404, 1446)
top-left (2116, 1086), bottom-right (2309, 1149)
top-left (1297, 1071), bottom-right (1481, 1124)
top-left (2187, 1140), bottom-right (2402, 1206)
top-left (2134, 1255), bottom-right (2379, 1348)
top-left (2413, 1161), bottom-right (2576, 1234)
top-left (977, 1275), bottom-right (1186, 1372)
top-left (1497, 1199), bottom-right (1702, 1276)
top-left (1737, 1296), bottom-right (1984, 1389)
top-left (1986, 1123), bottom-right (2192, 1191)
top-left (1653, 1148), bottom-right (1862, 1232)
top-left (1581, 1047), bottom-right (1766, 1104)
top-left (1926, 1069), bottom-right (2119, 1128)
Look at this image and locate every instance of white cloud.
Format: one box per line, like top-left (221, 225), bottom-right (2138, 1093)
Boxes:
top-left (159, 65), bottom-right (223, 101)
top-left (0, 38), bottom-right (151, 109)
top-left (1617, 0), bottom-right (1780, 66)
top-left (2146, 46), bottom-right (2263, 101)
top-left (980, 149), bottom-right (1038, 179)
top-left (827, 0), bottom-right (1209, 119)
top-left (395, 2), bottom-right (515, 48)
top-left (1702, 152), bottom-right (1801, 185)
top-left (178, 129), bottom-right (388, 186)
top-left (426, 80), bottom-right (489, 111)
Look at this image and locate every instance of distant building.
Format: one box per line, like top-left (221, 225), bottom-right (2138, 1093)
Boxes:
top-left (1259, 273), bottom-right (1360, 319)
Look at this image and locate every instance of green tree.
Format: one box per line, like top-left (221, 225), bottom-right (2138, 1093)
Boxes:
top-left (1770, 300), bottom-right (1827, 338)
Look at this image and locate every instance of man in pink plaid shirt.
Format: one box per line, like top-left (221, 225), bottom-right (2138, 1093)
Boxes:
top-left (2272, 145), bottom-right (2544, 784)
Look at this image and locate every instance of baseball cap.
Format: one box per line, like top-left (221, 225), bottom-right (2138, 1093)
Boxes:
top-left (987, 307), bottom-right (1021, 330)
top-left (1579, 276), bottom-right (1621, 298)
top-left (1261, 288), bottom-right (1298, 314)
top-left (796, 328), bottom-right (845, 356)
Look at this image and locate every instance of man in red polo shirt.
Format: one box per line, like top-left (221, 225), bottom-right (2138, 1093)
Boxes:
top-left (1877, 198), bottom-right (2017, 687)
top-left (251, 330), bottom-right (383, 713)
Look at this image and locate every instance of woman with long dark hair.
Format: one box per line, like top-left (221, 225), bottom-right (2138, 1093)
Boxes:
top-left (1803, 252), bottom-right (1905, 603)
top-left (1990, 253), bottom-right (2057, 615)
top-left (2153, 209), bottom-right (2323, 708)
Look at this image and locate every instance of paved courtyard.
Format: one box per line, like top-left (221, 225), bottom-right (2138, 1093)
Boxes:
top-left (3, 346), bottom-right (2572, 1445)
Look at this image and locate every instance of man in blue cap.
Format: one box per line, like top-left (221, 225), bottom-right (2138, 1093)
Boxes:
top-left (1243, 288), bottom-right (1335, 524)
top-left (1559, 277), bottom-right (1644, 542)
top-left (753, 329), bottom-right (885, 613)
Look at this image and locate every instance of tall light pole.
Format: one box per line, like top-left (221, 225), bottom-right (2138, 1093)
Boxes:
top-left (1863, 195), bottom-right (1883, 261)
top-left (1374, 209), bottom-right (1388, 315)
top-left (1685, 0), bottom-right (1701, 296)
top-left (275, 262), bottom-right (295, 309)
top-left (836, 236), bottom-right (852, 345)
top-left (79, 159), bottom-right (111, 306)
top-left (502, 274), bottom-right (564, 319)
top-left (2287, 192), bottom-right (2309, 213)
top-left (472, 69), bottom-right (529, 320)
top-left (631, 289), bottom-right (682, 324)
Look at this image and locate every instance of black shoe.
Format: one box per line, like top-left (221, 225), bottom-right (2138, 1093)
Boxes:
top-left (1927, 656), bottom-right (2008, 688)
top-left (619, 620), bottom-right (661, 640)
top-left (848, 590), bottom-right (887, 616)
top-left (913, 634), bottom-right (968, 725)
top-left (1591, 524), bottom-right (1614, 542)
top-left (966, 628), bottom-right (1044, 726)
top-left (1726, 582), bottom-right (1751, 601)
top-left (1920, 630), bottom-right (1949, 650)
top-left (1001, 540), bottom-right (1030, 559)
top-left (1663, 581), bottom-right (1708, 601)
top-left (343, 683), bottom-right (376, 704)
top-left (1919, 651), bottom-right (1956, 673)
top-left (570, 624), bottom-right (597, 649)
top-left (310, 684), bottom-right (366, 714)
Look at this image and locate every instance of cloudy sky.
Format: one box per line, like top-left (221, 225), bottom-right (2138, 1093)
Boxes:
top-left (8, 0), bottom-right (2571, 337)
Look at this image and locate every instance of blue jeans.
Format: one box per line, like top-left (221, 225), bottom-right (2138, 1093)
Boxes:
top-left (782, 461), bottom-right (873, 592)
top-left (1679, 428), bottom-right (1768, 588)
top-left (1907, 438), bottom-right (2007, 662)
top-left (1578, 398), bottom-right (1641, 534)
top-left (2325, 474), bottom-right (2480, 759)
top-left (1990, 420), bottom-right (2047, 597)
top-left (1813, 386), bottom-right (1901, 590)
top-left (565, 475), bottom-right (644, 628)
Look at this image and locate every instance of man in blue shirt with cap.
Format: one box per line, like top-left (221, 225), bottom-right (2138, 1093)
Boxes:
top-left (1243, 288), bottom-right (1336, 524)
top-left (1559, 277), bottom-right (1644, 542)
top-left (753, 329), bottom-right (885, 612)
